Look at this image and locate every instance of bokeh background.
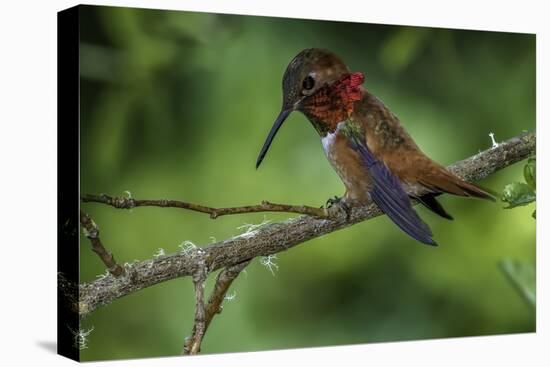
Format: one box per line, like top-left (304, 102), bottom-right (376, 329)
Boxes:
top-left (78, 5), bottom-right (536, 361)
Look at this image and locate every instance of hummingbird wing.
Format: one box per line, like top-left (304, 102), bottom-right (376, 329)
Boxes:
top-left (346, 128), bottom-right (437, 246)
top-left (354, 91), bottom-right (495, 204)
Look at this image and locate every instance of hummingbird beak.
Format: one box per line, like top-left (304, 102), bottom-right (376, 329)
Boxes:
top-left (256, 108), bottom-right (292, 169)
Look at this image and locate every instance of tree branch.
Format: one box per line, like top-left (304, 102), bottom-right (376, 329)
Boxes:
top-left (79, 210), bottom-right (126, 277)
top-left (81, 195), bottom-right (328, 219)
top-left (77, 132), bottom-right (535, 318)
top-left (182, 260), bottom-right (250, 355)
top-left (184, 256), bottom-right (207, 355)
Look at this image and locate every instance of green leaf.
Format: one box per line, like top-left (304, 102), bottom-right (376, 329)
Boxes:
top-left (532, 209), bottom-right (536, 219)
top-left (524, 156), bottom-right (536, 190)
top-left (501, 182), bottom-right (536, 208)
top-left (499, 260), bottom-right (536, 308)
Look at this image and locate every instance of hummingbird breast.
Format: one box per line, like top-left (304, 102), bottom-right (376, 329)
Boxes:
top-left (321, 122), bottom-right (373, 203)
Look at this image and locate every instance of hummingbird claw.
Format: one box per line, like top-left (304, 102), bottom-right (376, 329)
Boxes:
top-left (325, 196), bottom-right (351, 220)
top-left (325, 195), bottom-right (342, 209)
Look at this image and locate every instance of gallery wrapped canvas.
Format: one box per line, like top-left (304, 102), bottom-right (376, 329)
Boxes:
top-left (58, 4), bottom-right (536, 362)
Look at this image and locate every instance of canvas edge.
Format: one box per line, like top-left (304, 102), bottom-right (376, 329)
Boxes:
top-left (57, 4), bottom-right (81, 362)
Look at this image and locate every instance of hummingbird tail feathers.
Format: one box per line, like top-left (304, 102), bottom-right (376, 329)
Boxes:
top-left (416, 194), bottom-right (454, 220)
top-left (418, 165), bottom-right (496, 202)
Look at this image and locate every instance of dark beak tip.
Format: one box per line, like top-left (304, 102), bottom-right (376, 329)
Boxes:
top-left (255, 109), bottom-right (291, 171)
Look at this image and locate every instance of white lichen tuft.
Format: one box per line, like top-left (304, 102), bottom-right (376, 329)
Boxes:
top-left (123, 259), bottom-right (139, 270)
top-left (95, 268), bottom-right (110, 280)
top-left (237, 216), bottom-right (272, 239)
top-left (82, 226), bottom-right (89, 237)
top-left (81, 218), bottom-right (98, 238)
top-left (179, 240), bottom-right (198, 256)
top-left (69, 325), bottom-right (94, 350)
top-left (489, 132), bottom-right (499, 149)
top-left (153, 248), bottom-right (166, 258)
top-left (123, 190), bottom-right (134, 212)
top-left (224, 290), bottom-right (237, 301)
top-left (260, 254), bottom-right (279, 276)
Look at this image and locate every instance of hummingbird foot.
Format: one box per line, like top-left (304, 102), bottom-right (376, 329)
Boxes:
top-left (325, 196), bottom-right (351, 220)
top-left (325, 195), bottom-right (342, 208)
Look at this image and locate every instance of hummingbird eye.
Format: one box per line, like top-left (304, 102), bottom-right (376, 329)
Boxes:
top-left (302, 75), bottom-right (315, 91)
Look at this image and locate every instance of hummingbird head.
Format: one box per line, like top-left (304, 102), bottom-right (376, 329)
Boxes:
top-left (256, 48), bottom-right (364, 168)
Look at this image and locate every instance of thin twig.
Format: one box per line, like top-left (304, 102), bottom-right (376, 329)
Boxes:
top-left (79, 210), bottom-right (125, 277)
top-left (182, 260), bottom-right (250, 355)
top-left (77, 131), bottom-right (535, 318)
top-left (81, 196), bottom-right (328, 219)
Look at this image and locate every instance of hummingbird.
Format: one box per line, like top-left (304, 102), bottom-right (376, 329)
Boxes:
top-left (255, 48), bottom-right (495, 246)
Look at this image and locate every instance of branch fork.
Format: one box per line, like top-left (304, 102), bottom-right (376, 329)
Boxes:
top-left (183, 258), bottom-right (208, 355)
top-left (182, 258), bottom-right (250, 355)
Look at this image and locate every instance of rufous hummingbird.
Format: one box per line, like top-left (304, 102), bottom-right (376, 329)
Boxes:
top-left (256, 48), bottom-right (494, 246)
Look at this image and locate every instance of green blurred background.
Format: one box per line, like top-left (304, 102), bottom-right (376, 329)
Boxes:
top-left (78, 5), bottom-right (535, 361)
